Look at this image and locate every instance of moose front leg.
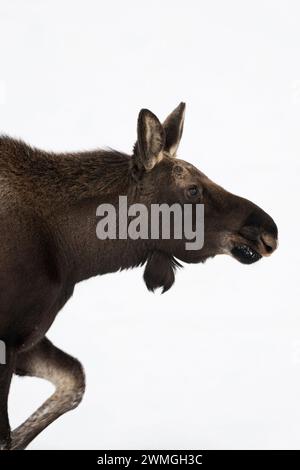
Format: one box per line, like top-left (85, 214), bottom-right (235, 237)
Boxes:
top-left (0, 348), bottom-right (15, 450)
top-left (11, 337), bottom-right (85, 450)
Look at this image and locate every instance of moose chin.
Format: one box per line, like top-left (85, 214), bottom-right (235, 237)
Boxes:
top-left (0, 102), bottom-right (278, 450)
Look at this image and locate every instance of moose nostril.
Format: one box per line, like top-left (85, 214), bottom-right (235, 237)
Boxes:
top-left (260, 232), bottom-right (278, 254)
top-left (264, 243), bottom-right (273, 254)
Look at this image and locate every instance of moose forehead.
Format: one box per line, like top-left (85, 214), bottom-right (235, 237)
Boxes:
top-left (162, 155), bottom-right (209, 186)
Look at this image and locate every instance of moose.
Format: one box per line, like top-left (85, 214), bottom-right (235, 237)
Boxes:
top-left (0, 103), bottom-right (278, 449)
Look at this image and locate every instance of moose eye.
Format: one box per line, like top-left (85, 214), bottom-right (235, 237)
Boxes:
top-left (187, 185), bottom-right (199, 197)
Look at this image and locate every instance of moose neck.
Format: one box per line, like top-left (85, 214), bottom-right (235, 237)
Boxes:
top-left (57, 204), bottom-right (150, 285)
top-left (49, 150), bottom-right (150, 284)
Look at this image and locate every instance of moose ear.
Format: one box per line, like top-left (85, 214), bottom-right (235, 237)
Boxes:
top-left (163, 102), bottom-right (186, 157)
top-left (136, 109), bottom-right (165, 171)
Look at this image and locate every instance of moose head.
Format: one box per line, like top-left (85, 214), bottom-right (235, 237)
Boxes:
top-left (128, 103), bottom-right (278, 291)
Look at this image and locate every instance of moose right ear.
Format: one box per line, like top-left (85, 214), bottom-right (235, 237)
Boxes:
top-left (135, 109), bottom-right (165, 171)
top-left (163, 102), bottom-right (185, 157)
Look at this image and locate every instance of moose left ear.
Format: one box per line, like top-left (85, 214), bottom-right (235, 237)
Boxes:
top-left (163, 102), bottom-right (186, 157)
top-left (136, 109), bottom-right (165, 171)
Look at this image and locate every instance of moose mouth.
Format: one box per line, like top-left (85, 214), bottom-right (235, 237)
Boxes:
top-left (231, 244), bottom-right (262, 264)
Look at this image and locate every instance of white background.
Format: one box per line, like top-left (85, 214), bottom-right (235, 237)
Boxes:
top-left (0, 0), bottom-right (299, 450)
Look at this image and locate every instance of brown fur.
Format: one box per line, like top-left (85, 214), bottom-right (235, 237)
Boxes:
top-left (0, 103), bottom-right (278, 449)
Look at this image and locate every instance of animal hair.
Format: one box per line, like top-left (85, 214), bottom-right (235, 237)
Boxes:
top-left (143, 251), bottom-right (182, 293)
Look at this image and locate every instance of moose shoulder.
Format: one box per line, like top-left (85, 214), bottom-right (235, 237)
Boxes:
top-left (0, 103), bottom-right (278, 450)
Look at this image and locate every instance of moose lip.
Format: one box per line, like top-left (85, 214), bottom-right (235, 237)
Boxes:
top-left (231, 244), bottom-right (262, 264)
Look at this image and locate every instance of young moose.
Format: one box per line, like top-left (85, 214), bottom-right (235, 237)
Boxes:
top-left (0, 103), bottom-right (278, 449)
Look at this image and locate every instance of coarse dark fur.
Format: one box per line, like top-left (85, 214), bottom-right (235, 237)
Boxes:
top-left (0, 103), bottom-right (278, 449)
